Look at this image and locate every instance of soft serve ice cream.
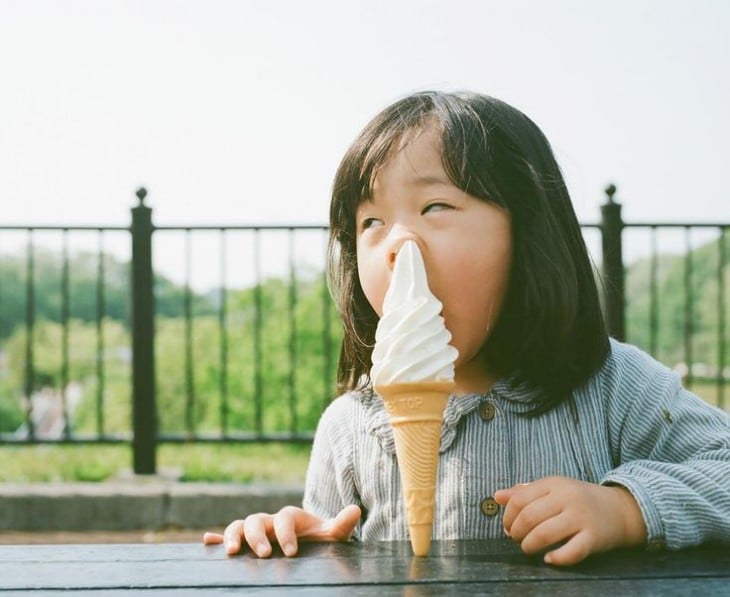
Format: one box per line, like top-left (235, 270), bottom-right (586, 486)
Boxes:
top-left (370, 240), bottom-right (458, 385)
top-left (371, 240), bottom-right (458, 556)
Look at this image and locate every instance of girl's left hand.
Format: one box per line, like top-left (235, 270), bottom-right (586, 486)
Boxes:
top-left (494, 476), bottom-right (647, 566)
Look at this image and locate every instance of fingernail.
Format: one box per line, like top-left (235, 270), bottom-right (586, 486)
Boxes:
top-left (503, 527), bottom-right (510, 538)
top-left (282, 542), bottom-right (295, 557)
top-left (256, 542), bottom-right (269, 557)
top-left (225, 540), bottom-right (236, 553)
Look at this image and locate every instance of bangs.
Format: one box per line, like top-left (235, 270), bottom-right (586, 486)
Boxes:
top-left (351, 95), bottom-right (506, 212)
top-left (330, 91), bottom-right (518, 247)
top-left (355, 117), bottom-right (437, 206)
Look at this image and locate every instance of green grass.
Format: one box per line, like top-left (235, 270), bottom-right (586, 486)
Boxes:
top-left (0, 443), bottom-right (311, 483)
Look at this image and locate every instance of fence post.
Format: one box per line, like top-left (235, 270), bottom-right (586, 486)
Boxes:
top-left (600, 184), bottom-right (626, 341)
top-left (131, 187), bottom-right (157, 474)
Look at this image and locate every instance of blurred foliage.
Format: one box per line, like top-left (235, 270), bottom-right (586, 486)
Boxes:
top-left (0, 248), bottom-right (215, 340)
top-left (154, 269), bottom-right (342, 436)
top-left (625, 234), bottom-right (730, 371)
top-left (0, 252), bottom-right (343, 436)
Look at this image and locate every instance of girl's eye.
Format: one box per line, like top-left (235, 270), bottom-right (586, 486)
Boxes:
top-left (360, 217), bottom-right (383, 230)
top-left (422, 202), bottom-right (452, 214)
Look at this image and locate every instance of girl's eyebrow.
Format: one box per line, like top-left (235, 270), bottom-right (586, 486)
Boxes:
top-left (411, 174), bottom-right (453, 187)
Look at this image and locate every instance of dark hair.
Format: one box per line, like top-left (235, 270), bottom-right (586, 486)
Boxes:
top-left (328, 90), bottom-right (609, 415)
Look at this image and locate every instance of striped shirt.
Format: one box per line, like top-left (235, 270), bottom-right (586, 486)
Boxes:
top-left (303, 339), bottom-right (730, 549)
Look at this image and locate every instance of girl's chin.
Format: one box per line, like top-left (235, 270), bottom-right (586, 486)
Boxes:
top-left (454, 351), bottom-right (499, 391)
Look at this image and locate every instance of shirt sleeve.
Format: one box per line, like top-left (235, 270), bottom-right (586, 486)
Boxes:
top-left (600, 347), bottom-right (730, 549)
top-left (302, 394), bottom-right (362, 536)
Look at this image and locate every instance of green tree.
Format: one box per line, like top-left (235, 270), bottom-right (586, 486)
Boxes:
top-left (626, 234), bottom-right (730, 370)
top-left (0, 249), bottom-right (215, 341)
top-left (154, 270), bottom-right (342, 435)
top-left (0, 318), bottom-right (131, 434)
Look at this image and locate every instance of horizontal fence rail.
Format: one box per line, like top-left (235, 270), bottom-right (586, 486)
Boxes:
top-left (0, 187), bottom-right (728, 473)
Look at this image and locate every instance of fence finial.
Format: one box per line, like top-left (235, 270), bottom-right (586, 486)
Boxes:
top-left (136, 187), bottom-right (148, 205)
top-left (605, 183), bottom-right (617, 204)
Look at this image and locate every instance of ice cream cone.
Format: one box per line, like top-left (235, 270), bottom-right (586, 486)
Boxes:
top-left (375, 380), bottom-right (454, 556)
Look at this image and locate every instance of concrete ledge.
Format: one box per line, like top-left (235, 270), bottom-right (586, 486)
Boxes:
top-left (0, 481), bottom-right (304, 531)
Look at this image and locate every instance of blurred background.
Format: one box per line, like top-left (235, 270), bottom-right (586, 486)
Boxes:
top-left (1, 0), bottom-right (728, 540)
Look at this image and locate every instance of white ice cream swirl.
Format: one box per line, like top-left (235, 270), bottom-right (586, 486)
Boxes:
top-left (370, 240), bottom-right (459, 385)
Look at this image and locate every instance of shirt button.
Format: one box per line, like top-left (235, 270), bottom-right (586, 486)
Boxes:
top-left (480, 497), bottom-right (500, 516)
top-left (479, 403), bottom-right (496, 421)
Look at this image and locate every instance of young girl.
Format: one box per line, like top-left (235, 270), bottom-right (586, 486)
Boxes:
top-left (204, 91), bottom-right (730, 565)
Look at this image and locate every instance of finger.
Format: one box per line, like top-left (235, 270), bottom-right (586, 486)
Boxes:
top-left (222, 520), bottom-right (246, 555)
top-left (544, 530), bottom-right (593, 566)
top-left (273, 506), bottom-right (300, 557)
top-left (501, 483), bottom-right (550, 533)
top-left (508, 496), bottom-right (564, 543)
top-left (202, 532), bottom-right (224, 545)
top-left (519, 512), bottom-right (576, 555)
top-left (328, 505), bottom-right (361, 540)
top-left (243, 514), bottom-right (274, 558)
top-left (494, 482), bottom-right (533, 505)
top-left (304, 504), bottom-right (362, 541)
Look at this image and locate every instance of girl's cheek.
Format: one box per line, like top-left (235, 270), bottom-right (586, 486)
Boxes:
top-left (358, 245), bottom-right (392, 312)
top-left (357, 268), bottom-right (385, 317)
top-left (368, 282), bottom-right (386, 317)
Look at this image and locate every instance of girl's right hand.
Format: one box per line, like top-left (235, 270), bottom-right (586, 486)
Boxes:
top-left (202, 504), bottom-right (361, 558)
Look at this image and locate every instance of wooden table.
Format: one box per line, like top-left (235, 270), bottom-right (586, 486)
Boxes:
top-left (1, 539), bottom-right (728, 595)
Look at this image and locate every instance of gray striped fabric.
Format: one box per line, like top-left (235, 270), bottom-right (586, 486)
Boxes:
top-left (303, 339), bottom-right (730, 549)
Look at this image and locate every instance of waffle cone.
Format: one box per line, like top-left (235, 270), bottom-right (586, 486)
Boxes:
top-left (375, 381), bottom-right (454, 556)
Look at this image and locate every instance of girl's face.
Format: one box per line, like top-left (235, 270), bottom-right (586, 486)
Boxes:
top-left (356, 126), bottom-right (513, 393)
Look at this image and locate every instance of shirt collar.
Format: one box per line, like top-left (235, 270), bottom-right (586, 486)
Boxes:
top-left (358, 385), bottom-right (507, 455)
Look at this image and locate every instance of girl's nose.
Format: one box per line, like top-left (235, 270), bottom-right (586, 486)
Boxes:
top-left (386, 236), bottom-right (418, 271)
top-left (387, 248), bottom-right (398, 270)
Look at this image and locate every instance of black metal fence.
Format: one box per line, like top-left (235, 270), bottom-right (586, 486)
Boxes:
top-left (0, 186), bottom-right (728, 473)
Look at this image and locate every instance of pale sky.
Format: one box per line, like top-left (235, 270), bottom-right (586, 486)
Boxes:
top-left (1, 0), bottom-right (729, 288)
